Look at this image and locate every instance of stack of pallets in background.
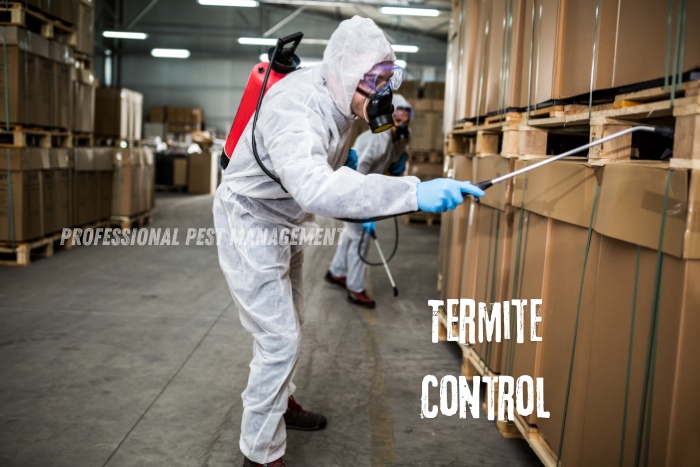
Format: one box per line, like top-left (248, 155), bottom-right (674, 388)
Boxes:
top-left (0, 0), bottom-right (153, 266)
top-left (92, 88), bottom-right (154, 229)
top-left (438, 1), bottom-right (699, 465)
top-left (398, 80), bottom-right (446, 226)
top-left (145, 106), bottom-right (217, 194)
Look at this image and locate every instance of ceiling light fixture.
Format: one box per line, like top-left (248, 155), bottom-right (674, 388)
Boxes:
top-left (151, 48), bottom-right (191, 58)
top-left (259, 53), bottom-right (320, 67)
top-left (380, 7), bottom-right (439, 17)
top-left (239, 37), bottom-right (278, 45)
top-left (198, 0), bottom-right (259, 6)
top-left (103, 31), bottom-right (148, 40)
top-left (241, 37), bottom-right (328, 46)
top-left (391, 44), bottom-right (419, 53)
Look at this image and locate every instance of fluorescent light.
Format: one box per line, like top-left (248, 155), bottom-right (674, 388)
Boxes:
top-left (395, 59), bottom-right (407, 68)
top-left (391, 44), bottom-right (419, 53)
top-left (103, 31), bottom-right (148, 40)
top-left (239, 37), bottom-right (277, 45)
top-left (151, 48), bottom-right (190, 58)
top-left (259, 53), bottom-right (320, 67)
top-left (380, 7), bottom-right (439, 17)
top-left (241, 37), bottom-right (328, 46)
top-left (198, 0), bottom-right (258, 6)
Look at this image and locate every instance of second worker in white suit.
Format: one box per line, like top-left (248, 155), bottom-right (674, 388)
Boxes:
top-left (325, 94), bottom-right (414, 308)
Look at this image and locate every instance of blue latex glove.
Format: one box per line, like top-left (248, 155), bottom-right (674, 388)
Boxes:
top-left (362, 221), bottom-right (376, 237)
top-left (344, 148), bottom-right (358, 170)
top-left (388, 153), bottom-right (409, 175)
top-left (416, 179), bottom-right (485, 213)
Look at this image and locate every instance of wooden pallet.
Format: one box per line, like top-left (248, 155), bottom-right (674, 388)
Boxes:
top-left (62, 220), bottom-right (111, 247)
top-left (110, 211), bottom-right (152, 230)
top-left (410, 151), bottom-right (443, 164)
top-left (71, 132), bottom-right (94, 147)
top-left (94, 137), bottom-right (140, 148)
top-left (0, 126), bottom-right (72, 148)
top-left (0, 126), bottom-right (50, 148)
top-left (0, 230), bottom-right (72, 266)
top-left (0, 2), bottom-right (76, 46)
top-left (513, 413), bottom-right (560, 467)
top-left (403, 212), bottom-right (440, 226)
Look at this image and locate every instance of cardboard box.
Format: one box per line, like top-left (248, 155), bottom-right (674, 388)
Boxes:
top-left (142, 148), bottom-right (154, 210)
top-left (503, 208), bottom-right (549, 392)
top-left (444, 0), bottom-right (476, 122)
top-left (75, 0), bottom-right (94, 56)
top-left (187, 150), bottom-right (219, 194)
top-left (50, 0), bottom-right (76, 25)
top-left (468, 2), bottom-right (493, 117)
top-left (398, 80), bottom-right (418, 101)
top-left (484, 0), bottom-right (525, 114)
top-left (93, 148), bottom-right (113, 221)
top-left (593, 162), bottom-right (689, 257)
top-left (410, 111), bottom-right (443, 152)
top-left (95, 88), bottom-right (143, 140)
top-left (149, 106), bottom-right (165, 122)
top-left (613, 0), bottom-right (700, 88)
top-left (502, 159), bottom-right (601, 464)
top-left (443, 156), bottom-right (473, 300)
top-left (43, 149), bottom-right (72, 234)
top-left (438, 156), bottom-right (454, 298)
top-left (578, 164), bottom-right (700, 466)
top-left (519, 0), bottom-right (617, 107)
top-left (0, 149), bottom-right (49, 241)
top-left (0, 27), bottom-right (51, 126)
top-left (72, 68), bottom-right (95, 133)
top-left (72, 148), bottom-right (94, 226)
top-left (49, 41), bottom-right (73, 131)
top-left (112, 148), bottom-right (143, 217)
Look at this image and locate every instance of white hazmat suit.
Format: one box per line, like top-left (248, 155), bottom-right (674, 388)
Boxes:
top-left (329, 94), bottom-right (414, 293)
top-left (213, 16), bottom-right (420, 463)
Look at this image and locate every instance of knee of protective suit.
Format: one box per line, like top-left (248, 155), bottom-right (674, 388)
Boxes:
top-left (257, 327), bottom-right (302, 360)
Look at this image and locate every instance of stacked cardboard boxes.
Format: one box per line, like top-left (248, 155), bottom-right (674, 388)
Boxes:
top-left (112, 147), bottom-right (155, 217)
top-left (148, 106), bottom-right (203, 134)
top-left (94, 88), bottom-right (144, 141)
top-left (448, 0), bottom-right (700, 121)
top-left (0, 149), bottom-right (47, 242)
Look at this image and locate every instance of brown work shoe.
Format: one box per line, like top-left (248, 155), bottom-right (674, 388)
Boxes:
top-left (284, 396), bottom-right (327, 431)
top-left (243, 456), bottom-right (285, 467)
top-left (324, 270), bottom-right (347, 289)
top-left (347, 290), bottom-right (376, 309)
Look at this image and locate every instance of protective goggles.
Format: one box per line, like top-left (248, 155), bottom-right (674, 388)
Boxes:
top-left (360, 61), bottom-right (405, 94)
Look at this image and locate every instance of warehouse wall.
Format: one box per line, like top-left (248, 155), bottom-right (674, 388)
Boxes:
top-left (96, 1), bottom-right (448, 135)
top-left (119, 56), bottom-right (253, 135)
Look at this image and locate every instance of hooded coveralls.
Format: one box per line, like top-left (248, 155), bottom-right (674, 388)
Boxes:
top-left (329, 94), bottom-right (414, 293)
top-left (213, 16), bottom-right (420, 463)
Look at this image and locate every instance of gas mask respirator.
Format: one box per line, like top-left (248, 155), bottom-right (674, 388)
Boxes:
top-left (357, 86), bottom-right (395, 133)
top-left (395, 122), bottom-right (410, 143)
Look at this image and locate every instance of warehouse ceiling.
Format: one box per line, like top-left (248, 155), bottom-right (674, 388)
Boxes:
top-left (95, 0), bottom-right (451, 71)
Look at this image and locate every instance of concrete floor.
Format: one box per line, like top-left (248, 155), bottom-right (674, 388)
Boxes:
top-left (0, 193), bottom-right (542, 467)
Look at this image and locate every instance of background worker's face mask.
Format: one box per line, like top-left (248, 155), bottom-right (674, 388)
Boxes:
top-left (395, 122), bottom-right (410, 143)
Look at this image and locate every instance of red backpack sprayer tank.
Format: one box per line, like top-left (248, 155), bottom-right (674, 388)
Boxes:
top-left (220, 32), bottom-right (303, 172)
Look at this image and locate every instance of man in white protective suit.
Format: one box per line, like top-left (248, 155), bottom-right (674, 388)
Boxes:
top-left (325, 94), bottom-right (414, 308)
top-left (213, 16), bottom-right (484, 467)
